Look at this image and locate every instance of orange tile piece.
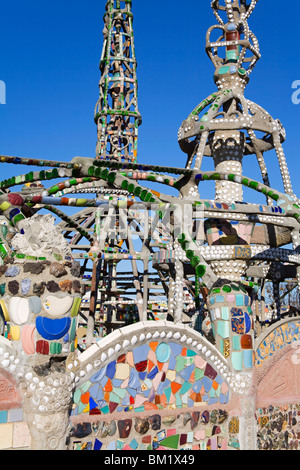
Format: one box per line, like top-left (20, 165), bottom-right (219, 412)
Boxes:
top-left (171, 382), bottom-right (182, 394)
top-left (157, 361), bottom-right (164, 371)
top-left (144, 402), bottom-right (158, 411)
top-left (160, 394), bottom-right (167, 407)
top-left (212, 380), bottom-right (219, 390)
top-left (81, 392), bottom-right (90, 404)
top-left (104, 392), bottom-right (110, 403)
top-left (148, 360), bottom-right (155, 372)
top-left (104, 378), bottom-right (113, 392)
top-left (181, 347), bottom-right (187, 356)
top-left (149, 341), bottom-right (158, 352)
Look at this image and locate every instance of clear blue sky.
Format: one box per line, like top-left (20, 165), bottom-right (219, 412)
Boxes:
top-left (0, 0), bottom-right (299, 203)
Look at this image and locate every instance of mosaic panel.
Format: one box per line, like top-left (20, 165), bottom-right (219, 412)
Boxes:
top-left (207, 282), bottom-right (254, 371)
top-left (69, 409), bottom-right (240, 451)
top-left (256, 405), bottom-right (300, 450)
top-left (71, 342), bottom-right (230, 416)
top-left (255, 321), bottom-right (300, 367)
top-left (0, 408), bottom-right (31, 449)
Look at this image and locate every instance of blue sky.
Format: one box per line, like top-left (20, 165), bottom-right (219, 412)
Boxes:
top-left (0, 0), bottom-right (299, 203)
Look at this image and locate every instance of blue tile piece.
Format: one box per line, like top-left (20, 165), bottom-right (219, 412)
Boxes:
top-left (89, 397), bottom-right (98, 410)
top-left (107, 441), bottom-right (116, 450)
top-left (215, 374), bottom-right (223, 385)
top-left (201, 376), bottom-right (213, 392)
top-left (122, 395), bottom-right (130, 406)
top-left (179, 363), bottom-right (195, 382)
top-left (89, 383), bottom-right (99, 400)
top-left (147, 366), bottom-right (158, 379)
top-left (192, 381), bottom-right (202, 393)
top-left (168, 355), bottom-right (176, 370)
top-left (169, 342), bottom-right (182, 356)
top-left (112, 378), bottom-right (123, 387)
top-left (106, 361), bottom-right (116, 379)
top-left (133, 344), bottom-right (149, 364)
top-left (100, 376), bottom-right (108, 388)
top-left (208, 397), bottom-right (219, 405)
top-left (219, 393), bottom-right (229, 404)
top-left (143, 388), bottom-right (151, 398)
top-left (7, 408), bottom-right (23, 423)
top-left (96, 388), bottom-right (104, 402)
top-left (36, 316), bottom-right (71, 340)
top-left (127, 387), bottom-right (137, 397)
top-left (156, 382), bottom-right (166, 395)
top-left (128, 369), bottom-right (140, 389)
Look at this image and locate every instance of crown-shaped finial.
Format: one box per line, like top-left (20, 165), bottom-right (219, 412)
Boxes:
top-left (208, 0), bottom-right (260, 89)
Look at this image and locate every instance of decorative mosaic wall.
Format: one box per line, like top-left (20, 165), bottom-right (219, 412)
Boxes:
top-left (69, 409), bottom-right (240, 451)
top-left (0, 408), bottom-right (31, 450)
top-left (0, 255), bottom-right (83, 360)
top-left (71, 341), bottom-right (230, 417)
top-left (256, 405), bottom-right (300, 451)
top-left (0, 371), bottom-right (30, 449)
top-left (255, 321), bottom-right (300, 368)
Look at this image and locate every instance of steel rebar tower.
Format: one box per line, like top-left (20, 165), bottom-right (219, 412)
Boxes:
top-left (94, 0), bottom-right (142, 163)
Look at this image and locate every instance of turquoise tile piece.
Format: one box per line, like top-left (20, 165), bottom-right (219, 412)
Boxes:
top-left (217, 320), bottom-right (230, 338)
top-left (235, 294), bottom-right (244, 306)
top-left (232, 335), bottom-right (241, 350)
top-left (0, 410), bottom-right (7, 424)
top-left (221, 307), bottom-right (229, 320)
top-left (232, 351), bottom-right (243, 371)
top-left (243, 349), bottom-right (253, 369)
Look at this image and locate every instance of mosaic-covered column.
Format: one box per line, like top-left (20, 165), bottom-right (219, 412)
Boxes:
top-left (0, 211), bottom-right (85, 449)
top-left (205, 131), bottom-right (255, 372)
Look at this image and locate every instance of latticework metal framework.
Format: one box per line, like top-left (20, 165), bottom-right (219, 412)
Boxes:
top-left (94, 0), bottom-right (142, 163)
top-left (0, 0), bottom-right (298, 352)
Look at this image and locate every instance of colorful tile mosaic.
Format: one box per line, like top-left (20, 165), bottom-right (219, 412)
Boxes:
top-left (207, 282), bottom-right (254, 371)
top-left (71, 342), bottom-right (230, 416)
top-left (69, 409), bottom-right (240, 451)
top-left (0, 408), bottom-right (31, 449)
top-left (255, 321), bottom-right (300, 367)
top-left (256, 405), bottom-right (300, 450)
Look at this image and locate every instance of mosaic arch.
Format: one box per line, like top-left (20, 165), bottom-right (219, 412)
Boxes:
top-left (255, 318), bottom-right (300, 369)
top-left (67, 321), bottom-right (246, 450)
top-left (69, 321), bottom-right (238, 415)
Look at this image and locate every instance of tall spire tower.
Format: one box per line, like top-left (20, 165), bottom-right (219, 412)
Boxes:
top-left (94, 0), bottom-right (142, 163)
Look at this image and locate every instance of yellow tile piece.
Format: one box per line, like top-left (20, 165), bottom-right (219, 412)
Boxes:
top-left (0, 300), bottom-right (9, 321)
top-left (10, 325), bottom-right (20, 341)
top-left (0, 201), bottom-right (11, 212)
top-left (0, 423), bottom-right (13, 449)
